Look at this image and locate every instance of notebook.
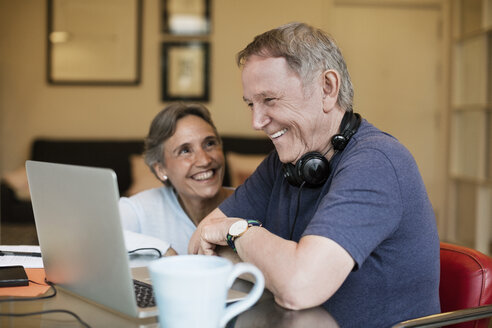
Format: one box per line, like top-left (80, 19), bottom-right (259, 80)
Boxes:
top-left (26, 160), bottom-right (247, 318)
top-left (26, 160), bottom-right (159, 318)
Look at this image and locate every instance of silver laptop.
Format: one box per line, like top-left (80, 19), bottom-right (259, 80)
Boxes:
top-left (26, 160), bottom-right (160, 318)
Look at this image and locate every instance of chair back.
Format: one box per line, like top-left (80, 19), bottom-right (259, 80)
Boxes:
top-left (440, 242), bottom-right (492, 328)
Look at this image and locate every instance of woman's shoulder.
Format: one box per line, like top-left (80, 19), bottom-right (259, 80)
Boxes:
top-left (125, 186), bottom-right (173, 203)
top-left (120, 186), bottom-right (185, 221)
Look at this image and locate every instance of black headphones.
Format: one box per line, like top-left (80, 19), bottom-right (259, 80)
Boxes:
top-left (282, 111), bottom-right (362, 187)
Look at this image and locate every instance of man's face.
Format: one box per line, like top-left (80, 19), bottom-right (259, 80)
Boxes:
top-left (241, 55), bottom-right (328, 164)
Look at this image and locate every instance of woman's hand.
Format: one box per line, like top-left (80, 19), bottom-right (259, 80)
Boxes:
top-left (164, 247), bottom-right (178, 256)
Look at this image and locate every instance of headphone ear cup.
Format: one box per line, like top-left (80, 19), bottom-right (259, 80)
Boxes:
top-left (331, 134), bottom-right (348, 151)
top-left (332, 112), bottom-right (362, 151)
top-left (283, 113), bottom-right (361, 187)
top-left (296, 152), bottom-right (331, 186)
top-left (282, 163), bottom-right (303, 187)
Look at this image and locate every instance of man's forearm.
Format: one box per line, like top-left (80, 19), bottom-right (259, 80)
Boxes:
top-left (216, 245), bottom-right (241, 264)
top-left (189, 211), bottom-right (354, 310)
top-left (234, 228), bottom-right (354, 310)
top-left (233, 226), bottom-right (305, 308)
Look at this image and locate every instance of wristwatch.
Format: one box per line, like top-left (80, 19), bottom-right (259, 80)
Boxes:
top-left (226, 219), bottom-right (262, 253)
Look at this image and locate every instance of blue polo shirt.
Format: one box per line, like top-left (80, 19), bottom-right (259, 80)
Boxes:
top-left (219, 119), bottom-right (440, 327)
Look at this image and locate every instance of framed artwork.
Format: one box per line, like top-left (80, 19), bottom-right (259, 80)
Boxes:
top-left (47, 0), bottom-right (143, 85)
top-left (161, 0), bottom-right (211, 35)
top-left (161, 41), bottom-right (210, 102)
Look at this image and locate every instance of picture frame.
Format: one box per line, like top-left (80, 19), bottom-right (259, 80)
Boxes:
top-left (161, 41), bottom-right (210, 102)
top-left (161, 0), bottom-right (211, 35)
top-left (47, 0), bottom-right (143, 85)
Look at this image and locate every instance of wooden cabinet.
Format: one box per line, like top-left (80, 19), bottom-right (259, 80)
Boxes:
top-left (450, 0), bottom-right (492, 253)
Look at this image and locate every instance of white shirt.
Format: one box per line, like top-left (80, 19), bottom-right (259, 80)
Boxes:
top-left (119, 187), bottom-right (196, 255)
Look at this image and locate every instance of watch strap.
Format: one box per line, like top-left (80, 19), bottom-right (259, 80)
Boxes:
top-left (226, 219), bottom-right (262, 252)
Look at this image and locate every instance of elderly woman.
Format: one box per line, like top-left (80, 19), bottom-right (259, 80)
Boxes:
top-left (119, 103), bottom-right (233, 255)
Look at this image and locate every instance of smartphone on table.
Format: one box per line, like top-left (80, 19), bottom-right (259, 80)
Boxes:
top-left (0, 265), bottom-right (29, 287)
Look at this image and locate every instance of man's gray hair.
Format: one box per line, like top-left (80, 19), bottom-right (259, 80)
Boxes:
top-left (237, 22), bottom-right (353, 112)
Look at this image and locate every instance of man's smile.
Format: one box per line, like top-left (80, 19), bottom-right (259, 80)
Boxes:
top-left (269, 128), bottom-right (288, 139)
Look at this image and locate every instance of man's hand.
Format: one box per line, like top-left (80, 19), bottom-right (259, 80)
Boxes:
top-left (188, 208), bottom-right (239, 255)
top-left (199, 216), bottom-right (244, 255)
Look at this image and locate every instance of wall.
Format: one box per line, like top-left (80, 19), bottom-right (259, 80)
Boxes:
top-left (1, 0), bottom-right (454, 241)
top-left (0, 0), bottom-right (329, 175)
top-left (330, 1), bottom-right (450, 236)
top-left (0, 0), bottom-right (450, 234)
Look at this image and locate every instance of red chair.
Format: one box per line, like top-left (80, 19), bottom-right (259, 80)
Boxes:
top-left (393, 242), bottom-right (492, 328)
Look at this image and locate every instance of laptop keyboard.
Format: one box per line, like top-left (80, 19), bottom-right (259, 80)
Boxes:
top-left (133, 279), bottom-right (156, 308)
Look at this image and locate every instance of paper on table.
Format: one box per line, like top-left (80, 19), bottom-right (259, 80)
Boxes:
top-left (0, 232), bottom-right (170, 270)
top-left (123, 230), bottom-right (170, 268)
top-left (0, 245), bottom-right (43, 268)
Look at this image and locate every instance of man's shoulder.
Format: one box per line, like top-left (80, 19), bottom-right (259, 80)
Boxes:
top-left (352, 120), bottom-right (414, 161)
top-left (355, 120), bottom-right (398, 146)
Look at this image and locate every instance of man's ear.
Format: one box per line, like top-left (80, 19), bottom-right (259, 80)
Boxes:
top-left (322, 70), bottom-right (340, 113)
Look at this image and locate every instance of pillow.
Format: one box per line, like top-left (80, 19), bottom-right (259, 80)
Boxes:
top-left (226, 152), bottom-right (267, 187)
top-left (2, 166), bottom-right (31, 201)
top-left (126, 155), bottom-right (163, 196)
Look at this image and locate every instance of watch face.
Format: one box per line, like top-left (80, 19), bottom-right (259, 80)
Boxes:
top-left (229, 220), bottom-right (248, 237)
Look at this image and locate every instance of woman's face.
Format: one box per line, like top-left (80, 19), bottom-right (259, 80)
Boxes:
top-left (155, 115), bottom-right (225, 201)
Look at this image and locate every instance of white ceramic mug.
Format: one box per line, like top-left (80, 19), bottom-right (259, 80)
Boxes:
top-left (148, 255), bottom-right (264, 328)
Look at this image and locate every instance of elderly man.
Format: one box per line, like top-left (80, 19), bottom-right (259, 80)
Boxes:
top-left (189, 22), bottom-right (440, 327)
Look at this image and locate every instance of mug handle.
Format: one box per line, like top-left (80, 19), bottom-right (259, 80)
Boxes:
top-left (220, 263), bottom-right (265, 327)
